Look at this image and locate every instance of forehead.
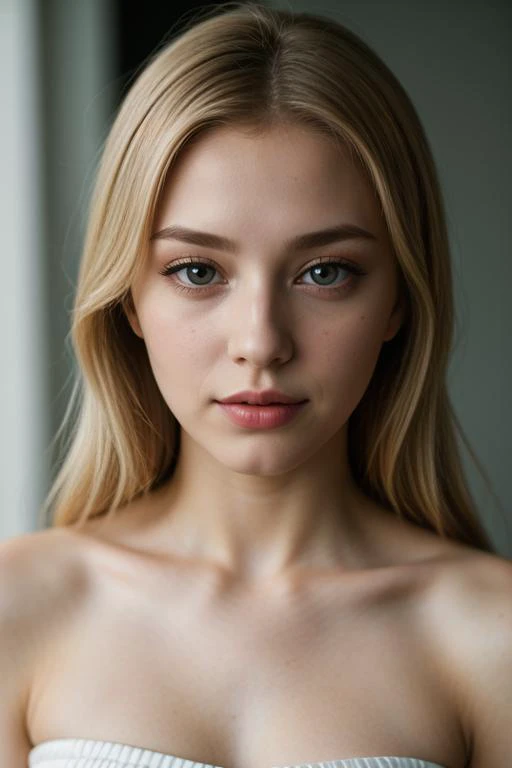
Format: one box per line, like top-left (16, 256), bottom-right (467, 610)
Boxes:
top-left (154, 123), bottom-right (383, 236)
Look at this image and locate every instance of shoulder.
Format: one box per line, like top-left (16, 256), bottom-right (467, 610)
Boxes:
top-left (0, 527), bottom-right (94, 673)
top-left (430, 548), bottom-right (512, 641)
top-left (424, 547), bottom-right (512, 669)
top-left (425, 549), bottom-right (512, 766)
top-left (0, 528), bottom-right (94, 759)
top-left (0, 527), bottom-right (92, 613)
top-left (457, 553), bottom-right (512, 766)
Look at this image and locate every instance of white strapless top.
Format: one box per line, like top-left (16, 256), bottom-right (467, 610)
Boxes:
top-left (28, 738), bottom-right (448, 768)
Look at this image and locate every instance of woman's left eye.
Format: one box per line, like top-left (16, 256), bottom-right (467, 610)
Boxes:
top-left (299, 260), bottom-right (365, 287)
top-left (158, 256), bottom-right (366, 294)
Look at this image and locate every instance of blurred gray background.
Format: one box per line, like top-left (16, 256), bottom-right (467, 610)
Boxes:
top-left (1, 0), bottom-right (510, 557)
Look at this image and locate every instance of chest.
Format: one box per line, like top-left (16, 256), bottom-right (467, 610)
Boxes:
top-left (26, 560), bottom-right (467, 768)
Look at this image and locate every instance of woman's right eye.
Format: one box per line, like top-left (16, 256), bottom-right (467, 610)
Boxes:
top-left (161, 260), bottom-right (218, 284)
top-left (159, 258), bottom-right (222, 293)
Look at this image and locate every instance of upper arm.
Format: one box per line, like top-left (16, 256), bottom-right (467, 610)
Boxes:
top-left (0, 537), bottom-right (38, 766)
top-left (453, 557), bottom-right (512, 767)
top-left (0, 528), bottom-right (91, 763)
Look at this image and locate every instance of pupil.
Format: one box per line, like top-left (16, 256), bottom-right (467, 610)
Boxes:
top-left (190, 265), bottom-right (211, 284)
top-left (313, 265), bottom-right (335, 284)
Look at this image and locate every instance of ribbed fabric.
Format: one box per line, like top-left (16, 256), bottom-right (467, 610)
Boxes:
top-left (28, 738), bottom-right (448, 768)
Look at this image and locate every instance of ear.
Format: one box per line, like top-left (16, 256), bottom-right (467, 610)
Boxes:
top-left (122, 292), bottom-right (144, 339)
top-left (382, 294), bottom-right (405, 343)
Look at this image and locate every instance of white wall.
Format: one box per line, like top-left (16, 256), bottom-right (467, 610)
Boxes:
top-left (0, 0), bottom-right (49, 540)
top-left (0, 0), bottom-right (115, 541)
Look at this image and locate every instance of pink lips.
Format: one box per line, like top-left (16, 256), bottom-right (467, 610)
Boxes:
top-left (215, 389), bottom-right (308, 429)
top-left (218, 389), bottom-right (305, 406)
top-left (216, 401), bottom-right (307, 429)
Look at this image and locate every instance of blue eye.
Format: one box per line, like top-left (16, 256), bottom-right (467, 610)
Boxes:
top-left (302, 261), bottom-right (353, 287)
top-left (168, 262), bottom-right (216, 286)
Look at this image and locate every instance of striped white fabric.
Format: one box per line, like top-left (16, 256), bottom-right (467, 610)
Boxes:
top-left (28, 739), bottom-right (448, 768)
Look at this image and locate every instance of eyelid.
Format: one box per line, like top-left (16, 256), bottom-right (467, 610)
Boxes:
top-left (158, 255), bottom-right (224, 283)
top-left (158, 253), bottom-right (366, 278)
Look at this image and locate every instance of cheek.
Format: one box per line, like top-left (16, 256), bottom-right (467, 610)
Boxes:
top-left (138, 299), bottom-right (217, 406)
top-left (314, 311), bottom-right (387, 406)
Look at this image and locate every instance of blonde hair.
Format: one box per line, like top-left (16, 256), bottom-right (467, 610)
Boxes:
top-left (42, 1), bottom-right (498, 552)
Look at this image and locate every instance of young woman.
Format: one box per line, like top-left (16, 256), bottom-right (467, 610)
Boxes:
top-left (2, 4), bottom-right (511, 767)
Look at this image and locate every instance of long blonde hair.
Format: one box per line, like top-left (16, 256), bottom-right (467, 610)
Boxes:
top-left (41, 1), bottom-right (498, 552)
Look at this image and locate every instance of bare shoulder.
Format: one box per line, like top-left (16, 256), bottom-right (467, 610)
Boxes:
top-left (429, 547), bottom-right (512, 645)
top-left (0, 527), bottom-right (92, 762)
top-left (0, 527), bottom-right (92, 620)
top-left (0, 527), bottom-right (94, 696)
top-left (425, 548), bottom-right (512, 767)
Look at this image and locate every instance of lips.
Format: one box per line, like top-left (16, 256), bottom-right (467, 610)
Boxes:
top-left (218, 389), bottom-right (306, 406)
top-left (217, 400), bottom-right (307, 428)
top-left (238, 402), bottom-right (293, 405)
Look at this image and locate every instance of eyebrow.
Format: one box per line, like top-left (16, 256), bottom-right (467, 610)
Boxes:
top-left (150, 223), bottom-right (377, 251)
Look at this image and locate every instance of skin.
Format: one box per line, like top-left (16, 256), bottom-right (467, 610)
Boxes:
top-left (124, 120), bottom-right (406, 589)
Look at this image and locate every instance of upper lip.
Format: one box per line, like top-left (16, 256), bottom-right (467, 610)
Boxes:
top-left (217, 389), bottom-right (307, 405)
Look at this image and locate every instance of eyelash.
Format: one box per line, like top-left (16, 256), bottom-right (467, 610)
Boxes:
top-left (158, 255), bottom-right (367, 296)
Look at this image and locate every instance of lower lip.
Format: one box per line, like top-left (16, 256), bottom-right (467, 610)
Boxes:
top-left (216, 401), bottom-right (308, 429)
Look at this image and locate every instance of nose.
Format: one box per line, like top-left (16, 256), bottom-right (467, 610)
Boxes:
top-left (226, 282), bottom-right (294, 368)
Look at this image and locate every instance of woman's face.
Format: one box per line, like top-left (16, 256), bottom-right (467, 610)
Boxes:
top-left (126, 122), bottom-right (404, 476)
